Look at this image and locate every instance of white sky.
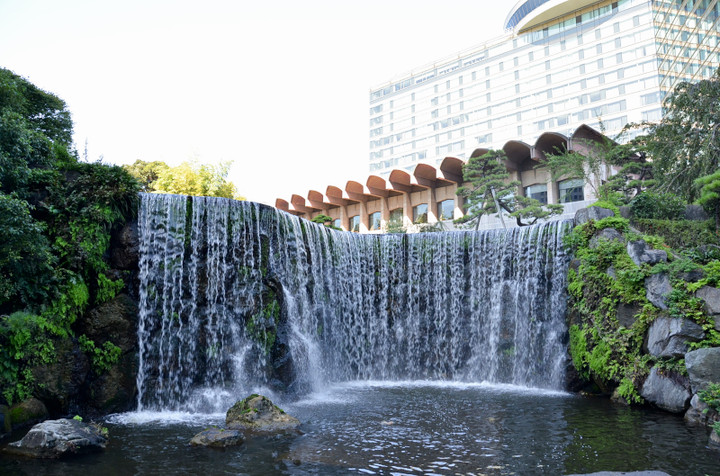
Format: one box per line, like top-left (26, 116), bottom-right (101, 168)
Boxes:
top-left (0, 0), bottom-right (511, 206)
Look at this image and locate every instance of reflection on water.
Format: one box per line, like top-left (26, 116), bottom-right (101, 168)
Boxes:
top-left (2, 382), bottom-right (718, 475)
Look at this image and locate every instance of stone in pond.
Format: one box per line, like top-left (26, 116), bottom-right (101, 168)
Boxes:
top-left (4, 418), bottom-right (108, 458)
top-left (190, 428), bottom-right (244, 447)
top-left (226, 394), bottom-right (299, 433)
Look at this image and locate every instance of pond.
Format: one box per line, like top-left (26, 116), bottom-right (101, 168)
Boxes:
top-left (1, 381), bottom-right (718, 475)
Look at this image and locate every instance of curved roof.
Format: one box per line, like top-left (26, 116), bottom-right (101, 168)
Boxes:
top-left (505, 0), bottom-right (605, 31)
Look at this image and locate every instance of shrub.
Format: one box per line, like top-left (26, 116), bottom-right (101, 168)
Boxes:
top-left (630, 191), bottom-right (686, 220)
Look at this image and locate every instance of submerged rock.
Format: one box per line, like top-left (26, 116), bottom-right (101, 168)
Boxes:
top-left (226, 394), bottom-right (300, 433)
top-left (4, 418), bottom-right (108, 458)
top-left (190, 428), bottom-right (244, 447)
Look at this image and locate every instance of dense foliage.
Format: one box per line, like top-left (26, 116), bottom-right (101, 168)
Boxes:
top-left (123, 159), bottom-right (244, 200)
top-left (0, 68), bottom-right (139, 406)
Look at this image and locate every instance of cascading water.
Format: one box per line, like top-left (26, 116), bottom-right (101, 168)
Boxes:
top-left (136, 193), bottom-right (571, 412)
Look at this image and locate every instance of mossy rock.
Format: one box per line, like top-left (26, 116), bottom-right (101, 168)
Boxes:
top-left (225, 394), bottom-right (299, 433)
top-left (9, 398), bottom-right (49, 431)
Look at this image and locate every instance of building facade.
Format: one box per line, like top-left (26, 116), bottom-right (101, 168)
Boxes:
top-left (368, 0), bottom-right (720, 177)
top-left (276, 125), bottom-right (613, 232)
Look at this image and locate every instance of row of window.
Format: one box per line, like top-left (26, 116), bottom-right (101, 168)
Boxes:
top-left (345, 180), bottom-right (584, 232)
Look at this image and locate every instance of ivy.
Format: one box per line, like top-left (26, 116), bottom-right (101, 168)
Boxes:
top-left (78, 335), bottom-right (122, 374)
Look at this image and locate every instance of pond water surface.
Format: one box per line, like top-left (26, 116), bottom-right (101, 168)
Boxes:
top-left (2, 382), bottom-right (718, 475)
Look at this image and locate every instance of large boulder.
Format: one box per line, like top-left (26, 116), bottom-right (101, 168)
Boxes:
top-left (684, 393), bottom-right (720, 426)
top-left (640, 367), bottom-right (691, 413)
top-left (644, 273), bottom-right (673, 310)
top-left (226, 394), bottom-right (300, 433)
top-left (685, 347), bottom-right (720, 393)
top-left (645, 317), bottom-right (705, 358)
top-left (110, 221), bottom-right (139, 270)
top-left (616, 302), bottom-right (641, 328)
top-left (627, 240), bottom-right (667, 267)
top-left (8, 398), bottom-right (49, 432)
top-left (684, 204), bottom-right (709, 221)
top-left (189, 428), bottom-right (244, 447)
top-left (696, 285), bottom-right (720, 316)
top-left (574, 207), bottom-right (614, 226)
top-left (32, 338), bottom-right (90, 415)
top-left (4, 418), bottom-right (108, 458)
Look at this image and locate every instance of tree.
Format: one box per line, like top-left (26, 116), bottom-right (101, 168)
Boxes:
top-left (695, 171), bottom-right (720, 231)
top-left (456, 149), bottom-right (562, 228)
top-left (150, 160), bottom-right (244, 200)
top-left (637, 69), bottom-right (720, 202)
top-left (122, 160), bottom-right (169, 192)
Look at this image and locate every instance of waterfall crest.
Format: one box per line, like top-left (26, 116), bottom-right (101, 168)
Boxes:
top-left (137, 193), bottom-right (571, 411)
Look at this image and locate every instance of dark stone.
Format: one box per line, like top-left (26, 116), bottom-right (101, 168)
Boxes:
top-left (226, 395), bottom-right (300, 433)
top-left (574, 207), bottom-right (614, 226)
top-left (616, 302), bottom-right (640, 328)
top-left (569, 258), bottom-right (581, 272)
top-left (566, 472), bottom-right (671, 476)
top-left (678, 268), bottom-right (705, 283)
top-left (710, 429), bottom-right (720, 449)
top-left (589, 228), bottom-right (625, 248)
top-left (684, 204), bottom-right (709, 221)
top-left (606, 266), bottom-right (616, 279)
top-left (0, 404), bottom-right (10, 435)
top-left (619, 205), bottom-right (632, 219)
top-left (645, 317), bottom-right (704, 358)
top-left (32, 338), bottom-right (90, 415)
top-left (695, 285), bottom-right (720, 315)
top-left (627, 240), bottom-right (667, 267)
top-left (640, 367), bottom-right (691, 413)
top-left (4, 418), bottom-right (108, 458)
top-left (644, 273), bottom-right (672, 310)
top-left (78, 293), bottom-right (138, 353)
top-left (9, 398), bottom-right (49, 432)
top-left (110, 222), bottom-right (139, 270)
top-left (684, 393), bottom-right (720, 426)
top-left (190, 428), bottom-right (244, 447)
top-left (685, 347), bottom-right (720, 393)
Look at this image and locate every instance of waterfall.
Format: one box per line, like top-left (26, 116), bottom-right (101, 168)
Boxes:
top-left (136, 193), bottom-right (572, 412)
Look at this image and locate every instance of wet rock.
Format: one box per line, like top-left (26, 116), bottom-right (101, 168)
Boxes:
top-left (32, 338), bottom-right (89, 415)
top-left (640, 367), bottom-right (691, 413)
top-left (645, 317), bottom-right (704, 358)
top-left (190, 428), bottom-right (244, 447)
top-left (566, 472), bottom-right (671, 476)
top-left (684, 204), bottom-right (709, 221)
top-left (589, 228), bottom-right (625, 248)
top-left (574, 206), bottom-right (614, 226)
top-left (9, 398), bottom-right (49, 432)
top-left (685, 347), bottom-right (720, 393)
top-left (79, 293), bottom-right (138, 353)
top-left (644, 273), bottom-right (672, 310)
top-left (627, 240), bottom-right (667, 267)
top-left (710, 429), bottom-right (720, 449)
top-left (4, 418), bottom-right (108, 458)
top-left (695, 285), bottom-right (720, 315)
top-left (226, 394), bottom-right (300, 433)
top-left (110, 222), bottom-right (139, 270)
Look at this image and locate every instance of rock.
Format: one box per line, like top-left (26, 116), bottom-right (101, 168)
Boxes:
top-left (684, 393), bottom-right (719, 426)
top-left (566, 472), bottom-right (671, 476)
top-left (616, 302), bottom-right (641, 328)
top-left (574, 206), bottom-right (614, 226)
top-left (606, 266), bottom-right (616, 279)
top-left (685, 204), bottom-right (709, 221)
top-left (640, 367), bottom-right (691, 413)
top-left (79, 293), bottom-right (138, 353)
top-left (678, 268), bottom-right (705, 283)
top-left (645, 317), bottom-right (705, 358)
top-left (0, 404), bottom-right (10, 436)
top-left (9, 398), bottom-right (49, 431)
top-left (644, 273), bottom-right (672, 310)
top-left (190, 428), bottom-right (244, 447)
top-left (696, 285), bottom-right (720, 315)
top-left (619, 205), bottom-right (632, 219)
top-left (226, 394), bottom-right (300, 433)
top-left (4, 418), bottom-right (108, 458)
top-left (685, 347), bottom-right (720, 393)
top-left (710, 429), bottom-right (720, 449)
top-left (110, 222), bottom-right (139, 270)
top-left (32, 338), bottom-right (90, 415)
top-left (589, 228), bottom-right (625, 248)
top-left (627, 240), bottom-right (667, 267)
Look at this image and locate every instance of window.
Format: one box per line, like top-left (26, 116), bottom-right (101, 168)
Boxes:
top-left (369, 212), bottom-right (381, 231)
top-left (333, 219), bottom-right (341, 229)
top-left (413, 203), bottom-right (428, 223)
top-left (524, 183), bottom-right (548, 204)
top-left (437, 200), bottom-right (454, 220)
top-left (350, 215), bottom-right (360, 233)
top-left (559, 179), bottom-right (584, 203)
top-left (389, 208), bottom-right (403, 225)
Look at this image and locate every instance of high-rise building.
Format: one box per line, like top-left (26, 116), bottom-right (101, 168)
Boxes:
top-left (368, 0), bottom-right (720, 177)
